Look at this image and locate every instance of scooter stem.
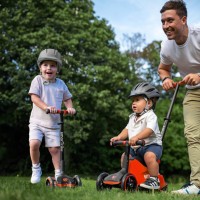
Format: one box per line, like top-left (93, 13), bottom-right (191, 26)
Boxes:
top-left (58, 113), bottom-right (65, 174)
top-left (161, 84), bottom-right (180, 140)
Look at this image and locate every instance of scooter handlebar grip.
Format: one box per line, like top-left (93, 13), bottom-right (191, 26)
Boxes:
top-left (46, 109), bottom-right (50, 114)
top-left (136, 140), bottom-right (145, 146)
top-left (173, 81), bottom-right (185, 88)
top-left (46, 109), bottom-right (68, 115)
top-left (111, 141), bottom-right (128, 147)
top-left (111, 140), bottom-right (145, 147)
top-left (56, 110), bottom-right (68, 115)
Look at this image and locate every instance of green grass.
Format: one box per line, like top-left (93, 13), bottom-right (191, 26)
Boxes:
top-left (0, 176), bottom-right (199, 200)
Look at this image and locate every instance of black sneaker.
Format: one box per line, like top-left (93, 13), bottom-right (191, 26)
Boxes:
top-left (139, 177), bottom-right (160, 190)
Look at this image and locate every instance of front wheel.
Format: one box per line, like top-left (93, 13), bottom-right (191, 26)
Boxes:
top-left (121, 173), bottom-right (137, 191)
top-left (46, 176), bottom-right (56, 187)
top-left (73, 175), bottom-right (82, 186)
top-left (96, 172), bottom-right (109, 191)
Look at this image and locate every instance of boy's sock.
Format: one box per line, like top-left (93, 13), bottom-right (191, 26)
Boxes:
top-left (32, 163), bottom-right (40, 168)
top-left (55, 169), bottom-right (62, 180)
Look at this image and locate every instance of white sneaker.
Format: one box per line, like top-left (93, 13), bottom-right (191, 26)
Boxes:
top-left (171, 183), bottom-right (200, 195)
top-left (31, 167), bottom-right (42, 184)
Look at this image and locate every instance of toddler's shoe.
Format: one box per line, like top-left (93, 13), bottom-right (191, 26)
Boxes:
top-left (139, 177), bottom-right (160, 190)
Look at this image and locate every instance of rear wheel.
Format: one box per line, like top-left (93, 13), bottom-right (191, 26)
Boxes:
top-left (96, 172), bottom-right (109, 191)
top-left (73, 175), bottom-right (82, 186)
top-left (46, 176), bottom-right (55, 187)
top-left (121, 173), bottom-right (137, 191)
top-left (160, 184), bottom-right (168, 191)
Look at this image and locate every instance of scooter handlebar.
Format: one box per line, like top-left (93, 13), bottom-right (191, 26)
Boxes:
top-left (173, 80), bottom-right (185, 87)
top-left (111, 140), bottom-right (145, 147)
top-left (46, 109), bottom-right (68, 115)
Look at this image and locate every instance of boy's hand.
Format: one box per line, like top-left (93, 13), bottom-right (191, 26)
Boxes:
top-left (67, 107), bottom-right (76, 115)
top-left (46, 106), bottom-right (57, 113)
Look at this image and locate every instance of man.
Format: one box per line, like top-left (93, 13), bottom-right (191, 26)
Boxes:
top-left (158, 0), bottom-right (200, 195)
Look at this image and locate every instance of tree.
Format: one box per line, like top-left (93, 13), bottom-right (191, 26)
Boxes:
top-left (0, 0), bottom-right (138, 174)
top-left (0, 0), bottom-right (190, 177)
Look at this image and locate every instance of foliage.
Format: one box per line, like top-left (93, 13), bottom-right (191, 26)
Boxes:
top-left (0, 0), bottom-right (190, 178)
top-left (0, 0), bottom-right (138, 174)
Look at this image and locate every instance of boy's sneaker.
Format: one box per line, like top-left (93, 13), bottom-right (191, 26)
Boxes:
top-left (31, 166), bottom-right (42, 184)
top-left (139, 177), bottom-right (160, 190)
top-left (171, 183), bottom-right (200, 195)
top-left (55, 173), bottom-right (62, 181)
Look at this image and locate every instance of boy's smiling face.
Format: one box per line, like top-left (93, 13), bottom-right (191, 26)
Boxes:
top-left (40, 60), bottom-right (58, 81)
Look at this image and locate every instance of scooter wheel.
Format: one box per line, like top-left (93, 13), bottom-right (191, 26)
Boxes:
top-left (96, 172), bottom-right (109, 191)
top-left (160, 184), bottom-right (168, 191)
top-left (121, 173), bottom-right (137, 191)
top-left (73, 175), bottom-right (82, 186)
top-left (46, 176), bottom-right (56, 187)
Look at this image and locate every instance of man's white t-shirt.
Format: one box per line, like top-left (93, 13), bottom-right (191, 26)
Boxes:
top-left (160, 26), bottom-right (200, 89)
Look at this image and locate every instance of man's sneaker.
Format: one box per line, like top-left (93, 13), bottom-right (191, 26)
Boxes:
top-left (31, 167), bottom-right (42, 184)
top-left (139, 177), bottom-right (160, 190)
top-left (171, 183), bottom-right (200, 195)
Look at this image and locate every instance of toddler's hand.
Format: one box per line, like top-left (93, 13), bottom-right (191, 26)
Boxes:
top-left (110, 136), bottom-right (120, 145)
top-left (129, 136), bottom-right (139, 146)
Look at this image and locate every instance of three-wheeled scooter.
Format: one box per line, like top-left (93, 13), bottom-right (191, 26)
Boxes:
top-left (45, 109), bottom-right (82, 188)
top-left (96, 83), bottom-right (180, 191)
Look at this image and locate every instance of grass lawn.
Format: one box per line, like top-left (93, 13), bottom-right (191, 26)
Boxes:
top-left (0, 176), bottom-right (199, 200)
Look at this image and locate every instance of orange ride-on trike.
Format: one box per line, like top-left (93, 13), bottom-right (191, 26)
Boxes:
top-left (45, 109), bottom-right (82, 188)
top-left (96, 84), bottom-right (180, 192)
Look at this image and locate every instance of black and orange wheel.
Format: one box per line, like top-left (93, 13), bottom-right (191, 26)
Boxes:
top-left (96, 172), bottom-right (109, 191)
top-left (46, 176), bottom-right (56, 187)
top-left (121, 173), bottom-right (137, 191)
top-left (73, 175), bottom-right (82, 186)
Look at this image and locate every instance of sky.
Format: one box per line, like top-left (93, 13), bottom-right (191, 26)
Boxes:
top-left (93, 0), bottom-right (200, 50)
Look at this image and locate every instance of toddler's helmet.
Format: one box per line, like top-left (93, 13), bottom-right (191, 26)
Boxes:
top-left (129, 82), bottom-right (160, 112)
top-left (37, 49), bottom-right (62, 71)
top-left (129, 82), bottom-right (160, 99)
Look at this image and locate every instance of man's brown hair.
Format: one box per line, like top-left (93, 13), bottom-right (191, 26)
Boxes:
top-left (160, 0), bottom-right (187, 18)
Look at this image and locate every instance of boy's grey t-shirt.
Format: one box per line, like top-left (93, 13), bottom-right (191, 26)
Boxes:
top-left (29, 75), bottom-right (72, 128)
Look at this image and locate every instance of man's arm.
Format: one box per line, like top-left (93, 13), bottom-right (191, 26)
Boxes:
top-left (158, 62), bottom-right (174, 90)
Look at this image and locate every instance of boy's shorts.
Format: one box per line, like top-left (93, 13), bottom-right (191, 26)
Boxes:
top-left (29, 123), bottom-right (60, 147)
top-left (130, 143), bottom-right (163, 161)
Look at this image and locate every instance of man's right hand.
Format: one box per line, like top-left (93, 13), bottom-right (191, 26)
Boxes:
top-left (162, 78), bottom-right (175, 90)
